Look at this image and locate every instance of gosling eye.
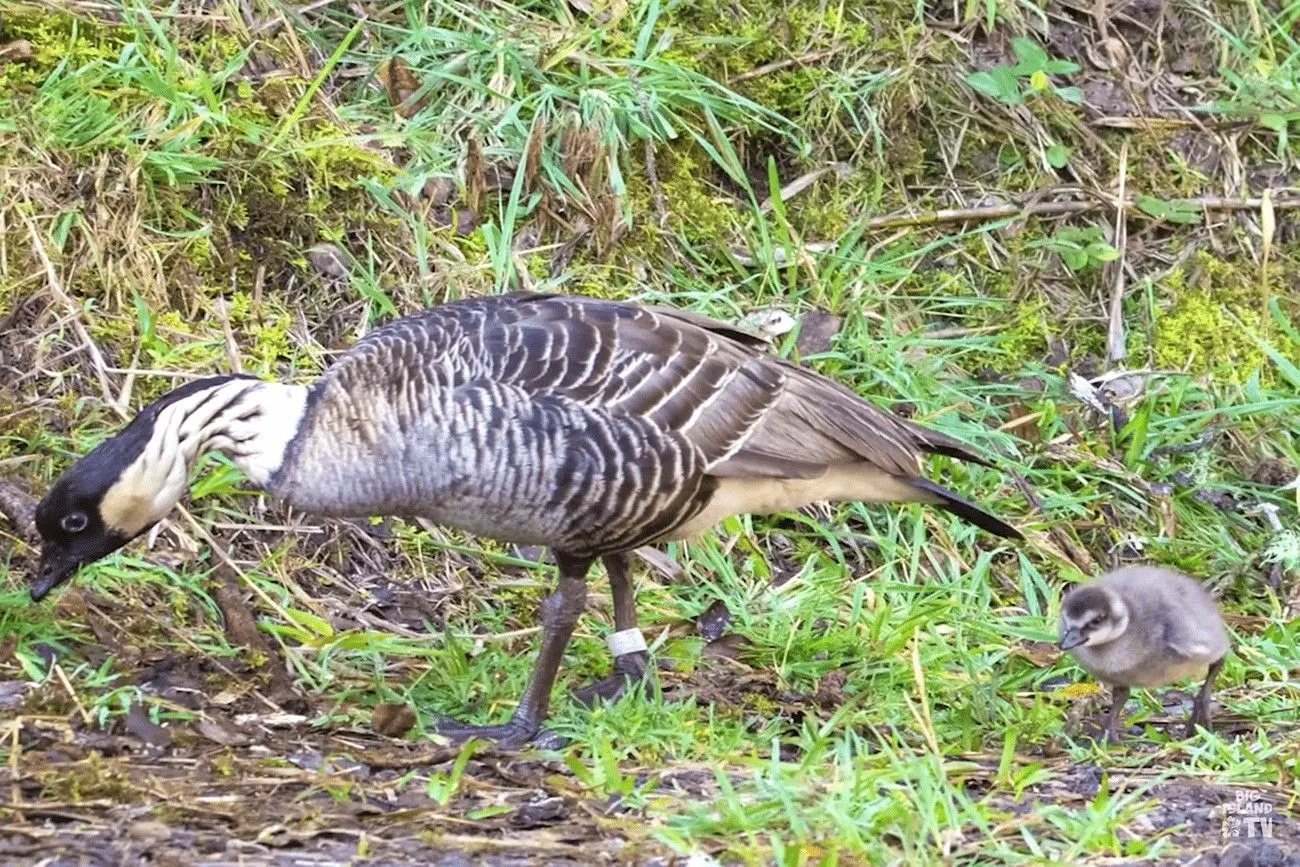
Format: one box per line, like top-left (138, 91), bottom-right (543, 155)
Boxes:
top-left (1088, 615), bottom-right (1104, 628)
top-left (61, 511), bottom-right (89, 534)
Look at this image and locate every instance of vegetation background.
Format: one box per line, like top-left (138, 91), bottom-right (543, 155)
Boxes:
top-left (0, 0), bottom-right (1298, 863)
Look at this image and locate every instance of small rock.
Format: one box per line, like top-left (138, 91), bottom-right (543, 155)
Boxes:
top-left (1251, 457), bottom-right (1297, 487)
top-left (372, 702), bottom-right (417, 738)
top-left (423, 176), bottom-right (455, 207)
top-left (306, 243), bottom-right (347, 280)
top-left (0, 681), bottom-right (26, 708)
top-left (125, 703), bottom-right (171, 747)
top-left (794, 310), bottom-right (842, 356)
top-left (454, 209), bottom-right (479, 236)
top-left (696, 599), bottom-right (732, 643)
top-left (814, 669), bottom-right (846, 706)
top-left (510, 794), bottom-right (567, 828)
top-left (127, 820), bottom-right (172, 843)
top-left (1218, 843), bottom-right (1257, 867)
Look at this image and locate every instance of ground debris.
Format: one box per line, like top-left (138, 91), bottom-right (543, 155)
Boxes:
top-left (371, 701), bottom-right (418, 738)
top-left (210, 565), bottom-right (305, 713)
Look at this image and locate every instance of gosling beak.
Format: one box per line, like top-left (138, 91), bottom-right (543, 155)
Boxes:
top-left (1057, 627), bottom-right (1085, 651)
top-left (30, 548), bottom-right (82, 602)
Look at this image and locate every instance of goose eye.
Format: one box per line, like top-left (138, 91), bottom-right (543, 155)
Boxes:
top-left (61, 511), bottom-right (88, 533)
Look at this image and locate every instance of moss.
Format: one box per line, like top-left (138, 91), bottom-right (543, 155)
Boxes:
top-left (1152, 250), bottom-right (1298, 382)
top-left (0, 6), bottom-right (127, 88)
top-left (623, 143), bottom-right (744, 253)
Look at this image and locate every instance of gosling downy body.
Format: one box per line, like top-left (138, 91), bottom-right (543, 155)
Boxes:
top-left (1058, 564), bottom-right (1230, 742)
top-left (33, 292), bottom-right (1022, 747)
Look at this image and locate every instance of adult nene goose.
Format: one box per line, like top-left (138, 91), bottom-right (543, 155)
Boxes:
top-left (33, 291), bottom-right (1021, 747)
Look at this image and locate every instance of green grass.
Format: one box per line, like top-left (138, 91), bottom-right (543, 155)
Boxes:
top-left (2, 0), bottom-right (1299, 863)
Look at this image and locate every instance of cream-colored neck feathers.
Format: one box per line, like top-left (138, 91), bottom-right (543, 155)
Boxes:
top-left (99, 379), bottom-right (310, 536)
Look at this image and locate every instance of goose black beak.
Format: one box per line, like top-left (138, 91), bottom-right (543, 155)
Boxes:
top-left (1057, 627), bottom-right (1085, 651)
top-left (31, 548), bottom-right (81, 602)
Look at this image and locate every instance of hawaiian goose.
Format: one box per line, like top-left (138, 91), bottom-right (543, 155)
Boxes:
top-left (33, 292), bottom-right (1022, 747)
top-left (1058, 565), bottom-right (1230, 742)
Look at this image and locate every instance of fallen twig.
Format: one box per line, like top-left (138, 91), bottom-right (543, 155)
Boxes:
top-left (0, 479), bottom-right (38, 544)
top-left (211, 563), bottom-right (305, 712)
top-left (730, 50), bottom-right (836, 83)
top-left (860, 192), bottom-right (1300, 231)
top-left (22, 214), bottom-right (123, 418)
top-left (731, 192), bottom-right (1300, 266)
top-left (1106, 142), bottom-right (1129, 365)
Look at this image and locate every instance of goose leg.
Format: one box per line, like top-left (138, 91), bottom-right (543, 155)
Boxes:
top-left (1184, 657), bottom-right (1224, 738)
top-left (572, 552), bottom-right (652, 706)
top-left (1104, 685), bottom-right (1130, 744)
top-left (433, 554), bottom-right (591, 749)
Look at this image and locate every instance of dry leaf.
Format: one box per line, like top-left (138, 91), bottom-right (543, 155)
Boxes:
top-left (376, 56), bottom-right (426, 118)
top-left (701, 633), bottom-right (751, 661)
top-left (1058, 681), bottom-right (1103, 700)
top-left (522, 113), bottom-right (545, 195)
top-left (0, 40), bottom-right (33, 63)
top-left (197, 717), bottom-right (252, 747)
top-left (1009, 640), bottom-right (1061, 668)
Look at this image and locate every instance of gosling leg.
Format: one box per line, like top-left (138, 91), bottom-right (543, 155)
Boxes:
top-left (1185, 656), bottom-right (1224, 738)
top-left (1104, 684), bottom-right (1131, 744)
top-left (573, 552), bottom-right (652, 706)
top-left (433, 552), bottom-right (591, 749)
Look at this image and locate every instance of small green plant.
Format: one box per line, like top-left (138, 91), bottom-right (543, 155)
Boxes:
top-left (1134, 194), bottom-right (1203, 225)
top-left (1029, 225), bottom-right (1119, 271)
top-left (425, 739), bottom-right (480, 806)
top-left (965, 37), bottom-right (1083, 106)
top-left (563, 733), bottom-right (656, 807)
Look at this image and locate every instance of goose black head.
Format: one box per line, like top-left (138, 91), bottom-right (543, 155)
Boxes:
top-left (1058, 584), bottom-right (1130, 651)
top-left (31, 375), bottom-right (252, 601)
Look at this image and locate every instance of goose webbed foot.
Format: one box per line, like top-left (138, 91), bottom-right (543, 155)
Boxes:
top-left (572, 650), bottom-right (651, 706)
top-left (429, 554), bottom-right (590, 752)
top-left (431, 715), bottom-right (566, 751)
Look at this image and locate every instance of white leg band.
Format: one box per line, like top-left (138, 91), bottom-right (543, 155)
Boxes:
top-left (607, 627), bottom-right (647, 657)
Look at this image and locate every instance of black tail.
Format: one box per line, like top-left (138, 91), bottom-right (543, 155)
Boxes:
top-left (904, 476), bottom-right (1023, 540)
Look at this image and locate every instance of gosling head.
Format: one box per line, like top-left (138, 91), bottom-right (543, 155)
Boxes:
top-left (32, 376), bottom-right (251, 601)
top-left (1058, 584), bottom-right (1130, 651)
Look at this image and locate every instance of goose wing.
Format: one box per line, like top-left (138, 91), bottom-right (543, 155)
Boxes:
top-left (482, 294), bottom-right (994, 479)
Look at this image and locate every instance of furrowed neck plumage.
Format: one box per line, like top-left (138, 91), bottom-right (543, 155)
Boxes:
top-left (99, 378), bottom-right (309, 536)
top-left (170, 378), bottom-right (310, 484)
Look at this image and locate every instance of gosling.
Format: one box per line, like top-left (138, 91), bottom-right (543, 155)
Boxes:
top-left (1058, 565), bottom-right (1230, 743)
top-left (32, 291), bottom-right (1022, 748)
